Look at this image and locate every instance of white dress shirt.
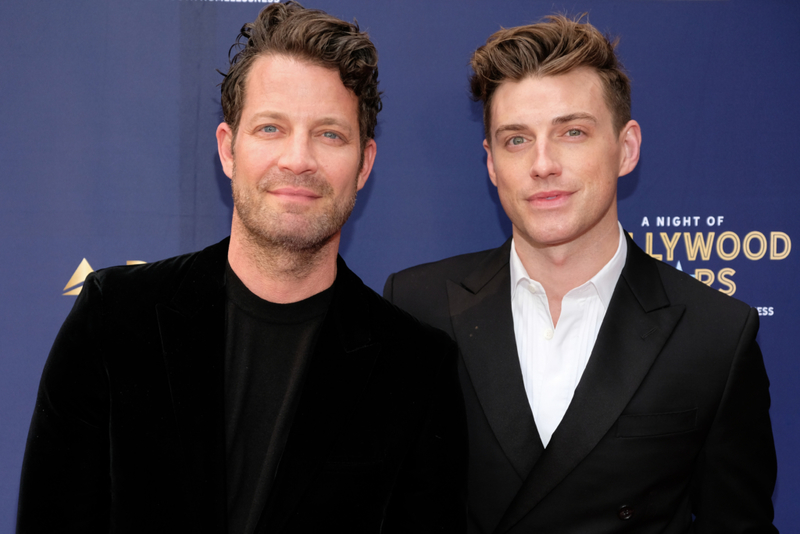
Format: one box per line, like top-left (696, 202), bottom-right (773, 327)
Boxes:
top-left (510, 224), bottom-right (627, 447)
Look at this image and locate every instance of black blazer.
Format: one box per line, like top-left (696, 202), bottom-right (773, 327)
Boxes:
top-left (384, 235), bottom-right (777, 534)
top-left (18, 239), bottom-right (467, 533)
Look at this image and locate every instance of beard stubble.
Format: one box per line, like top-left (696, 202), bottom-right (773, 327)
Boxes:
top-left (231, 166), bottom-right (358, 254)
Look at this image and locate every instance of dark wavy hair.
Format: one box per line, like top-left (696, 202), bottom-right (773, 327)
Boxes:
top-left (470, 14), bottom-right (631, 141)
top-left (220, 1), bottom-right (382, 150)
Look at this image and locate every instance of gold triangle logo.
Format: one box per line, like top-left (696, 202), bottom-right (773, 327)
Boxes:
top-left (63, 258), bottom-right (94, 296)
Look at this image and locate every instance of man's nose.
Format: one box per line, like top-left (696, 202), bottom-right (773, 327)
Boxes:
top-left (529, 139), bottom-right (561, 179)
top-left (277, 134), bottom-right (318, 176)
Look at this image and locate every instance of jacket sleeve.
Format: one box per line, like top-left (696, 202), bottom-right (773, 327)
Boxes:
top-left (691, 308), bottom-right (778, 533)
top-left (17, 274), bottom-right (111, 533)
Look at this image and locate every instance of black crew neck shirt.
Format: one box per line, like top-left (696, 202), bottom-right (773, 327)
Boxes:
top-left (223, 264), bottom-right (333, 534)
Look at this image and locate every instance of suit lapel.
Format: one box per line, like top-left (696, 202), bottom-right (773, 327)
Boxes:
top-left (449, 240), bottom-right (543, 480)
top-left (259, 257), bottom-right (381, 531)
top-left (495, 236), bottom-right (685, 533)
top-left (156, 240), bottom-right (229, 531)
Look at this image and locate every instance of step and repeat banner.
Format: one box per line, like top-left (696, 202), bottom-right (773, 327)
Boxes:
top-left (1, 0), bottom-right (797, 530)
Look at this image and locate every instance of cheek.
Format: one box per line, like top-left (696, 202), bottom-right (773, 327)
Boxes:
top-left (493, 176), bottom-right (515, 204)
top-left (326, 169), bottom-right (359, 198)
top-left (234, 147), bottom-right (271, 177)
top-left (493, 160), bottom-right (526, 193)
top-left (583, 158), bottom-right (618, 194)
top-left (317, 144), bottom-right (355, 168)
top-left (494, 179), bottom-right (524, 221)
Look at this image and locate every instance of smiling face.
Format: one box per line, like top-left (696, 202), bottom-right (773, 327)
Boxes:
top-left (484, 67), bottom-right (640, 255)
top-left (216, 54), bottom-right (376, 252)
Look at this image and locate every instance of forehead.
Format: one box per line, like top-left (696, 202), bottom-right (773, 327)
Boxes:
top-left (241, 54), bottom-right (358, 124)
top-left (490, 67), bottom-right (612, 128)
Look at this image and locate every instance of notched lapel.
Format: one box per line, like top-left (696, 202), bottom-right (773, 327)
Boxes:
top-left (495, 238), bottom-right (686, 533)
top-left (448, 242), bottom-right (543, 480)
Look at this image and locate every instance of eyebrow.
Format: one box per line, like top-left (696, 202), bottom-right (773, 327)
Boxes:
top-left (552, 112), bottom-right (597, 125)
top-left (493, 124), bottom-right (527, 141)
top-left (250, 111), bottom-right (289, 123)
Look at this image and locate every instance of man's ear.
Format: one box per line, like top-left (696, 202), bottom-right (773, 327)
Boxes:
top-left (483, 139), bottom-right (498, 186)
top-left (216, 122), bottom-right (235, 179)
top-left (618, 120), bottom-right (642, 177)
top-left (356, 138), bottom-right (377, 191)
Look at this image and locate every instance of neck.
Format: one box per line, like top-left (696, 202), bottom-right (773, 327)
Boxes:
top-left (514, 221), bottom-right (620, 324)
top-left (228, 222), bottom-right (339, 304)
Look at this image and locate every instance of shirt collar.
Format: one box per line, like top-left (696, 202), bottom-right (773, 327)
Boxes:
top-left (509, 223), bottom-right (627, 309)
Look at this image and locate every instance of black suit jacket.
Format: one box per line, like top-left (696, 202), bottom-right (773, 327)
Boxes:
top-left (384, 235), bottom-right (777, 533)
top-left (18, 238), bottom-right (467, 533)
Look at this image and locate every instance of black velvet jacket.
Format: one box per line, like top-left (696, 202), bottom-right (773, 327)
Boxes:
top-left (18, 238), bottom-right (467, 533)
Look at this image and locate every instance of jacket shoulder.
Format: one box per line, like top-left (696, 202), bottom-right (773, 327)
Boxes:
top-left (354, 273), bottom-right (455, 353)
top-left (383, 246), bottom-right (505, 334)
top-left (390, 247), bottom-right (500, 288)
top-left (653, 258), bottom-right (753, 317)
top-left (624, 236), bottom-right (753, 324)
top-left (86, 239), bottom-right (227, 308)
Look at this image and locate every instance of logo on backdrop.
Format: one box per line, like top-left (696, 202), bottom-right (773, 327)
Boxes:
top-left (63, 259), bottom-right (147, 296)
top-left (631, 215), bottom-right (791, 313)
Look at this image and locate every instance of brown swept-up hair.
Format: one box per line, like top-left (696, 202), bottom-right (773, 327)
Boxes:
top-left (220, 1), bottom-right (382, 151)
top-left (470, 14), bottom-right (631, 141)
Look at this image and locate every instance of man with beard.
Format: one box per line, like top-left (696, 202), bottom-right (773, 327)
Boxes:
top-left (16, 3), bottom-right (466, 533)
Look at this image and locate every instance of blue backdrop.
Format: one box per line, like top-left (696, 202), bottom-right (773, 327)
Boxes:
top-left (1, 0), bottom-right (797, 530)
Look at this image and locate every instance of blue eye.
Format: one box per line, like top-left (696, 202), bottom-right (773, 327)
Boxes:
top-left (323, 131), bottom-right (340, 140)
top-left (509, 136), bottom-right (525, 146)
top-left (262, 125), bottom-right (278, 133)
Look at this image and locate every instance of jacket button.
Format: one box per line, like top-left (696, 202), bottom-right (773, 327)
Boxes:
top-left (618, 505), bottom-right (634, 520)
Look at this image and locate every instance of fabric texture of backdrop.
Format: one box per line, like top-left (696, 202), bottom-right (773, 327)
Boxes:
top-left (1, 0), bottom-right (797, 531)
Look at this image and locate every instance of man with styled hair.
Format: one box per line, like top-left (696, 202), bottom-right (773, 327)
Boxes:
top-left (17, 3), bottom-right (466, 532)
top-left (386, 15), bottom-right (777, 533)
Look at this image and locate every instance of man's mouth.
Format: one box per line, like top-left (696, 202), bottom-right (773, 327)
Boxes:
top-left (269, 187), bottom-right (323, 200)
top-left (529, 190), bottom-right (570, 202)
